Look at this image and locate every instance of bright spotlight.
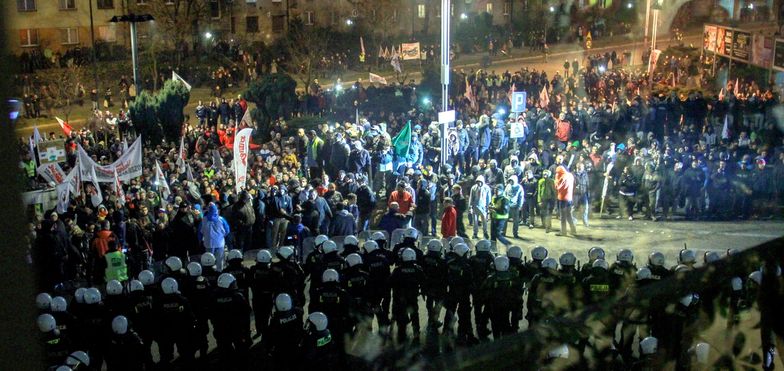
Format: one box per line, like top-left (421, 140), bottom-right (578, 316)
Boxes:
top-left (549, 6), bottom-right (555, 12)
top-left (627, 2), bottom-right (633, 8)
top-left (460, 13), bottom-right (468, 20)
top-left (498, 108), bottom-right (507, 115)
top-left (204, 32), bottom-right (213, 39)
top-left (346, 19), bottom-right (354, 26)
top-left (422, 97), bottom-right (431, 105)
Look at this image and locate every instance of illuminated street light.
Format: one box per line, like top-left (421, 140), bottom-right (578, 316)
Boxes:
top-left (110, 13), bottom-right (154, 94)
top-left (204, 31), bottom-right (213, 39)
top-left (627, 2), bottom-right (633, 8)
top-left (346, 19), bottom-right (354, 26)
top-left (549, 6), bottom-right (555, 12)
top-left (422, 97), bottom-right (432, 105)
top-left (460, 13), bottom-right (468, 20)
top-left (748, 3), bottom-right (754, 9)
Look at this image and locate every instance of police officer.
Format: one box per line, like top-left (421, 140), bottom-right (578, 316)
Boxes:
top-left (526, 257), bottom-right (559, 327)
top-left (126, 280), bottom-right (155, 367)
top-left (162, 257), bottom-right (188, 282)
top-left (105, 315), bottom-right (146, 371)
top-left (443, 243), bottom-right (476, 344)
top-left (49, 296), bottom-right (76, 342)
top-left (267, 293), bottom-right (305, 368)
top-left (527, 245), bottom-right (549, 277)
top-left (341, 235), bottom-right (361, 257)
top-left (300, 312), bottom-right (340, 369)
top-left (483, 256), bottom-right (520, 339)
top-left (361, 240), bottom-right (392, 333)
top-left (390, 248), bottom-right (425, 344)
top-left (557, 252), bottom-right (581, 312)
top-left (155, 277), bottom-right (196, 367)
top-left (676, 249), bottom-right (697, 270)
top-left (631, 336), bottom-right (663, 370)
top-left (470, 239), bottom-right (495, 340)
top-left (138, 269), bottom-right (160, 300)
top-left (342, 253), bottom-right (371, 333)
top-left (63, 351), bottom-right (90, 371)
top-left (38, 313), bottom-right (71, 366)
top-left (78, 288), bottom-right (106, 366)
top-left (36, 292), bottom-right (53, 315)
top-left (309, 269), bottom-right (350, 352)
top-left (183, 262), bottom-right (211, 358)
top-left (506, 246), bottom-right (528, 333)
top-left (422, 240), bottom-right (448, 331)
top-left (304, 235), bottom-right (329, 282)
top-left (646, 251), bottom-right (672, 281)
top-left (610, 249), bottom-right (637, 291)
top-left (310, 241), bottom-right (347, 301)
top-left (271, 246), bottom-right (306, 306)
top-left (250, 250), bottom-right (276, 338)
top-left (224, 249), bottom-right (250, 299)
top-left (212, 273), bottom-right (252, 368)
top-left (392, 228), bottom-right (420, 263)
top-left (105, 279), bottom-right (129, 318)
top-left (579, 247), bottom-right (605, 280)
top-left (581, 259), bottom-right (614, 306)
top-left (200, 252), bottom-right (220, 286)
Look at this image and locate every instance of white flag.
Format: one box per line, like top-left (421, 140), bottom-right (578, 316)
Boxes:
top-left (37, 162), bottom-right (67, 185)
top-left (113, 168), bottom-right (125, 205)
top-left (155, 160), bottom-right (171, 203)
top-left (172, 71), bottom-right (192, 91)
top-left (177, 135), bottom-right (186, 174)
top-left (55, 182), bottom-right (71, 214)
top-left (121, 139), bottom-right (129, 153)
top-left (88, 166), bottom-right (103, 207)
top-left (369, 73), bottom-right (387, 85)
top-left (721, 114), bottom-right (730, 140)
top-left (233, 128), bottom-right (253, 193)
top-left (32, 126), bottom-right (43, 143)
top-left (239, 107), bottom-right (253, 129)
top-left (391, 57), bottom-right (402, 73)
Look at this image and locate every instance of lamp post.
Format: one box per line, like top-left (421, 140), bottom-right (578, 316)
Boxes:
top-left (110, 14), bottom-right (154, 94)
top-left (441, 0), bottom-right (451, 111)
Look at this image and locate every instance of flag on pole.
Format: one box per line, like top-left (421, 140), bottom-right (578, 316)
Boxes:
top-left (391, 120), bottom-right (412, 159)
top-left (154, 160), bottom-right (171, 203)
top-left (507, 83), bottom-right (515, 104)
top-left (721, 114), bottom-right (730, 140)
top-left (239, 106), bottom-right (253, 129)
top-left (32, 126), bottom-right (44, 143)
top-left (177, 135), bottom-right (186, 173)
top-left (733, 78), bottom-right (739, 96)
top-left (186, 163), bottom-right (195, 182)
top-left (30, 126), bottom-right (43, 160)
top-left (464, 76), bottom-right (476, 109)
top-left (121, 139), bottom-right (129, 154)
top-left (113, 168), bottom-right (125, 205)
top-left (718, 88), bottom-right (725, 101)
top-left (369, 73), bottom-right (388, 85)
top-left (391, 57), bottom-right (402, 74)
top-left (88, 166), bottom-right (103, 207)
top-left (378, 45), bottom-right (384, 59)
top-left (539, 85), bottom-right (550, 108)
top-left (55, 117), bottom-right (73, 137)
top-left (172, 71), bottom-right (192, 91)
top-left (359, 37), bottom-right (366, 63)
top-left (383, 46), bottom-right (390, 60)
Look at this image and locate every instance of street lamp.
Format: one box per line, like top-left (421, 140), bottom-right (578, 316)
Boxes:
top-left (204, 31), bottom-right (213, 40)
top-left (110, 13), bottom-right (154, 95)
top-left (346, 19), bottom-right (354, 26)
top-left (460, 13), bottom-right (468, 20)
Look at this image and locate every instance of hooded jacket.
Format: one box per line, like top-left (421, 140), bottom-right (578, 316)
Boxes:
top-left (200, 203), bottom-right (227, 250)
top-left (505, 175), bottom-right (524, 208)
top-left (555, 166), bottom-right (574, 202)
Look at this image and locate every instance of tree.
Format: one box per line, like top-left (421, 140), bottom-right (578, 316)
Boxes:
top-left (144, 0), bottom-right (208, 65)
top-left (280, 19), bottom-right (334, 89)
top-left (129, 91), bottom-right (163, 145)
top-left (244, 73), bottom-right (297, 141)
top-left (38, 63), bottom-right (86, 121)
top-left (156, 80), bottom-right (191, 143)
top-left (354, 0), bottom-right (403, 40)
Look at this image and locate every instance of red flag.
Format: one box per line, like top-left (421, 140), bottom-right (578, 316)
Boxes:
top-left (733, 78), bottom-right (740, 96)
top-left (539, 86), bottom-right (550, 109)
top-left (56, 117), bottom-right (73, 136)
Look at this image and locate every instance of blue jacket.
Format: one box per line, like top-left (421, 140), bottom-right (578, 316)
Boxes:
top-left (378, 210), bottom-right (405, 237)
top-left (200, 203), bottom-right (228, 250)
top-left (330, 210), bottom-right (356, 237)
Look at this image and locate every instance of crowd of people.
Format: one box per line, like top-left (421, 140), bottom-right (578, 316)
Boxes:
top-left (19, 34), bottom-right (784, 370)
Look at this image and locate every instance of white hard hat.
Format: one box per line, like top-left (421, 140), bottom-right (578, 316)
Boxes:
top-left (592, 259), bottom-right (609, 270)
top-left (401, 248), bottom-right (417, 262)
top-left (427, 239), bottom-right (443, 252)
top-left (161, 277), bottom-right (179, 295)
top-left (66, 351), bottom-right (90, 367)
top-left (363, 240), bottom-right (379, 253)
top-left (37, 313), bottom-right (56, 333)
top-left (36, 292), bottom-right (52, 310)
top-left (164, 256), bottom-right (183, 272)
top-left (138, 270), bottom-right (155, 286)
top-left (51, 296), bottom-right (67, 313)
top-left (55, 366), bottom-right (73, 371)
top-left (531, 246), bottom-right (548, 261)
top-left (449, 237), bottom-right (465, 250)
top-left (559, 252), bottom-right (577, 267)
top-left (322, 240), bottom-right (337, 254)
top-left (315, 234), bottom-right (329, 246)
top-left (507, 246), bottom-right (523, 259)
top-left (129, 280), bottom-right (144, 292)
top-left (694, 342), bottom-right (710, 364)
top-left (476, 239), bottom-right (492, 252)
top-left (403, 228), bottom-right (418, 239)
top-left (344, 235), bottom-right (359, 246)
top-left (704, 251), bottom-right (720, 264)
top-left (371, 231), bottom-right (386, 241)
top-left (726, 248), bottom-right (739, 257)
top-left (542, 257), bottom-right (558, 270)
top-left (186, 262), bottom-right (202, 277)
top-left (217, 273), bottom-right (236, 289)
top-left (112, 315), bottom-right (129, 335)
top-left (749, 271), bottom-right (762, 285)
top-left (256, 250), bottom-right (272, 263)
top-left (494, 256), bottom-right (510, 272)
top-left (278, 246), bottom-right (295, 260)
top-left (106, 280), bottom-right (123, 296)
top-left (275, 293), bottom-right (292, 312)
top-left (674, 264), bottom-right (691, 273)
top-left (640, 336), bottom-right (658, 355)
top-left (83, 288), bottom-right (102, 304)
top-left (346, 253), bottom-right (363, 267)
top-left (454, 243), bottom-right (470, 257)
top-left (322, 269), bottom-right (339, 283)
top-left (730, 277), bottom-right (743, 291)
top-left (679, 249), bottom-right (696, 265)
top-left (588, 247), bottom-right (605, 261)
top-left (617, 249), bottom-right (634, 263)
top-left (547, 344), bottom-right (570, 359)
top-left (636, 267), bottom-right (652, 281)
top-left (200, 252), bottom-right (216, 267)
top-left (74, 288), bottom-right (86, 304)
top-left (308, 312), bottom-right (329, 331)
top-left (227, 249), bottom-right (243, 261)
top-left (680, 293), bottom-right (697, 307)
top-left (648, 251), bottom-right (665, 267)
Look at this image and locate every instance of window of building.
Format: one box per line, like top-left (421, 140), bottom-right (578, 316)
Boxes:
top-left (210, 0), bottom-right (220, 18)
top-left (305, 11), bottom-right (315, 25)
top-left (97, 0), bottom-right (113, 9)
top-left (486, 3), bottom-right (493, 13)
top-left (418, 4), bottom-right (426, 18)
top-left (61, 28), bottom-right (79, 45)
top-left (246, 16), bottom-right (259, 33)
top-left (97, 24), bottom-right (117, 42)
top-left (246, 0), bottom-right (256, 3)
top-left (60, 0), bottom-right (76, 10)
top-left (17, 0), bottom-right (36, 12)
top-left (136, 0), bottom-right (147, 5)
top-left (504, 1), bottom-right (510, 14)
top-left (272, 15), bottom-right (285, 33)
top-left (19, 29), bottom-right (39, 47)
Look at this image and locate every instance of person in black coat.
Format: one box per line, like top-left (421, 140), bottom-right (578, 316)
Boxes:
top-left (168, 204), bottom-right (199, 260)
top-left (330, 202), bottom-right (356, 237)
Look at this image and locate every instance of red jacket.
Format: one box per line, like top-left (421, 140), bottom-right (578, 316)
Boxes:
top-left (441, 206), bottom-right (457, 238)
top-left (91, 230), bottom-right (116, 258)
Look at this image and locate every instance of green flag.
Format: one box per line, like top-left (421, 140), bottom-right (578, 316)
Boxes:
top-left (391, 120), bottom-right (412, 159)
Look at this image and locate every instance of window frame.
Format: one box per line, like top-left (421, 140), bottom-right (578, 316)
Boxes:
top-left (96, 0), bottom-right (114, 10)
top-left (245, 15), bottom-right (259, 33)
top-left (486, 2), bottom-right (493, 14)
top-left (61, 27), bottom-right (80, 45)
top-left (20, 29), bottom-right (39, 47)
top-left (417, 4), bottom-right (426, 18)
top-left (60, 0), bottom-right (76, 11)
top-left (17, 0), bottom-right (36, 12)
top-left (305, 11), bottom-right (315, 25)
